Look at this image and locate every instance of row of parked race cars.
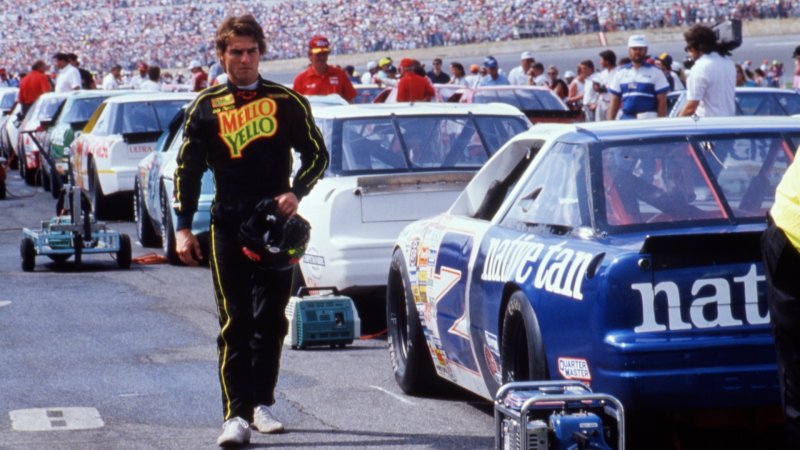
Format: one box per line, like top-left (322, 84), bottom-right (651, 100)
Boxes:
top-left (1, 82), bottom-right (799, 443)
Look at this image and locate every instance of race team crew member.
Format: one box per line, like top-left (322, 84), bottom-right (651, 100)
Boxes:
top-left (607, 34), bottom-right (669, 120)
top-left (173, 14), bottom-right (329, 447)
top-left (679, 24), bottom-right (736, 117)
top-left (292, 35), bottom-right (356, 102)
top-left (763, 156), bottom-right (800, 449)
top-left (52, 52), bottom-right (81, 92)
top-left (18, 60), bottom-right (51, 114)
top-left (397, 58), bottom-right (435, 102)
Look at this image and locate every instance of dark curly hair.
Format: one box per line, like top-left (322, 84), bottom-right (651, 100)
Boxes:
top-left (215, 15), bottom-right (267, 56)
top-left (684, 24), bottom-right (732, 56)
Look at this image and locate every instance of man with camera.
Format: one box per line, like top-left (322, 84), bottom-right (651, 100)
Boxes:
top-left (679, 24), bottom-right (736, 117)
top-left (173, 15), bottom-right (329, 447)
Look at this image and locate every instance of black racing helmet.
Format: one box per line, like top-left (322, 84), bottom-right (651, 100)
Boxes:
top-left (238, 198), bottom-right (311, 271)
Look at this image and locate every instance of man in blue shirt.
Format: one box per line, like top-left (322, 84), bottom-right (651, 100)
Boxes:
top-left (479, 56), bottom-right (509, 86)
top-left (607, 35), bottom-right (669, 120)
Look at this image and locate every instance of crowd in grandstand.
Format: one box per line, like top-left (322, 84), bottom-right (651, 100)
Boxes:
top-left (1, 0), bottom-right (799, 75)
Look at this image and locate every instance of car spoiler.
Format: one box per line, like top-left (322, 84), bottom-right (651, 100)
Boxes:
top-left (122, 130), bottom-right (163, 144)
top-left (354, 172), bottom-right (474, 195)
top-left (639, 231), bottom-right (762, 270)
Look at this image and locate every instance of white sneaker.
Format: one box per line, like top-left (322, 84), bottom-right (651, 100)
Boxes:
top-left (217, 416), bottom-right (251, 447)
top-left (253, 405), bottom-right (284, 434)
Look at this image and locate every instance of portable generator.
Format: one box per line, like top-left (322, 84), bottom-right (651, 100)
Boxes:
top-left (494, 380), bottom-right (625, 450)
top-left (284, 286), bottom-right (360, 349)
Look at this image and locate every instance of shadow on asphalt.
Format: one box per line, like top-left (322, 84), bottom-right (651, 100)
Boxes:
top-left (241, 428), bottom-right (494, 448)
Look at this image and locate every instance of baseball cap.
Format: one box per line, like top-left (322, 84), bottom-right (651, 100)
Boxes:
top-left (564, 70), bottom-right (576, 78)
top-left (520, 51), bottom-right (535, 61)
top-left (400, 58), bottom-right (415, 69)
top-left (366, 61), bottom-right (377, 70)
top-left (309, 35), bottom-right (330, 54)
top-left (386, 64), bottom-right (397, 73)
top-left (628, 34), bottom-right (648, 48)
top-left (469, 63), bottom-right (479, 73)
top-left (656, 52), bottom-right (673, 68)
top-left (483, 56), bottom-right (499, 69)
top-left (136, 60), bottom-right (148, 70)
top-left (189, 60), bottom-right (202, 69)
top-left (0, 68), bottom-right (6, 74)
top-left (378, 57), bottom-right (392, 68)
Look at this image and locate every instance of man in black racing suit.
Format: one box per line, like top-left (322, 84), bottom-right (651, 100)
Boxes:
top-left (172, 14), bottom-right (328, 448)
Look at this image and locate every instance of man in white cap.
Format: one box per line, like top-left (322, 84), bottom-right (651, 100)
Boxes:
top-left (607, 34), bottom-right (669, 120)
top-left (189, 59), bottom-right (208, 92)
top-left (508, 51), bottom-right (535, 85)
top-left (361, 61), bottom-right (378, 84)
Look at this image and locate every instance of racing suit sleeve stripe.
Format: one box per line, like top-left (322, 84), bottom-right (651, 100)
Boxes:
top-left (268, 82), bottom-right (329, 197)
top-left (174, 85), bottom-right (228, 229)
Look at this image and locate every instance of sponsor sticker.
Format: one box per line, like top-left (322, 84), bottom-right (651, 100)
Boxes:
top-left (211, 94), bottom-right (235, 109)
top-left (557, 357), bottom-right (591, 381)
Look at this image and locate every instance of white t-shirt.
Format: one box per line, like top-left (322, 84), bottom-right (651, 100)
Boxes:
top-left (139, 80), bottom-right (161, 91)
top-left (507, 66), bottom-right (529, 86)
top-left (596, 67), bottom-right (617, 104)
top-left (686, 53), bottom-right (736, 117)
top-left (361, 71), bottom-right (374, 85)
top-left (55, 64), bottom-right (81, 92)
top-left (102, 73), bottom-right (120, 90)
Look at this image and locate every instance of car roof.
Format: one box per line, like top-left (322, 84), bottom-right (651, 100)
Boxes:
top-left (103, 92), bottom-right (197, 104)
top-left (0, 87), bottom-right (18, 94)
top-left (66, 89), bottom-right (134, 100)
top-left (312, 102), bottom-right (526, 119)
top-left (467, 85), bottom-right (554, 92)
top-left (519, 116), bottom-right (800, 143)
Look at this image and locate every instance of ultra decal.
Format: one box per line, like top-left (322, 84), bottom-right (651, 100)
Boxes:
top-left (632, 264), bottom-right (770, 333)
top-left (480, 235), bottom-right (594, 300)
top-left (217, 97), bottom-right (278, 158)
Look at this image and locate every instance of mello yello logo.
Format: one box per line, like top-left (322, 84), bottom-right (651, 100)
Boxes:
top-left (217, 98), bottom-right (278, 158)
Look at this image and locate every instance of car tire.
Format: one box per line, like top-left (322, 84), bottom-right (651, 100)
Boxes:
top-left (20, 237), bottom-right (36, 272)
top-left (501, 291), bottom-right (547, 383)
top-left (117, 233), bottom-right (132, 269)
top-left (88, 159), bottom-right (108, 219)
top-left (134, 179), bottom-right (162, 248)
top-left (41, 162), bottom-right (51, 192)
top-left (387, 249), bottom-right (443, 395)
top-left (49, 167), bottom-right (62, 199)
top-left (47, 254), bottom-right (71, 263)
top-left (161, 191), bottom-right (181, 265)
top-left (0, 177), bottom-right (5, 200)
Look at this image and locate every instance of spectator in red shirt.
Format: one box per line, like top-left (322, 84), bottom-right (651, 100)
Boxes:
top-left (396, 58), bottom-right (435, 103)
top-left (18, 60), bottom-right (51, 114)
top-left (293, 35), bottom-right (356, 102)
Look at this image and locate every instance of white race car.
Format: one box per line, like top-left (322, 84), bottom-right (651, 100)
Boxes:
top-left (71, 92), bottom-right (195, 218)
top-left (296, 102), bottom-right (530, 299)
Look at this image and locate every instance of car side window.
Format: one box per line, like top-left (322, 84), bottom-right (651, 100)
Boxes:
top-left (500, 142), bottom-right (589, 230)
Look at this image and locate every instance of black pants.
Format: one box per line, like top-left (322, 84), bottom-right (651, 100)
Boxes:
top-left (210, 223), bottom-right (292, 422)
top-left (762, 221), bottom-right (800, 449)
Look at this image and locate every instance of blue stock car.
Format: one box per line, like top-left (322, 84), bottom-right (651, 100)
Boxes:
top-left (387, 117), bottom-right (799, 439)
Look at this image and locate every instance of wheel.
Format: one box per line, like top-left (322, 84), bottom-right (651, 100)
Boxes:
top-left (117, 233), bottom-right (132, 269)
top-left (73, 236), bottom-right (83, 269)
top-left (501, 291), bottom-right (547, 383)
top-left (41, 162), bottom-right (51, 192)
top-left (49, 165), bottom-right (62, 199)
top-left (290, 265), bottom-right (307, 296)
top-left (134, 179), bottom-right (161, 248)
top-left (386, 249), bottom-right (442, 395)
top-left (161, 192), bottom-right (181, 265)
top-left (88, 159), bottom-right (108, 219)
top-left (47, 254), bottom-right (71, 262)
top-left (20, 237), bottom-right (36, 272)
top-left (0, 177), bottom-right (5, 200)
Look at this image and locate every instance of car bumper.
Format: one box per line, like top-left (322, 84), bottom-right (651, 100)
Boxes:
top-left (300, 236), bottom-right (395, 293)
top-left (595, 331), bottom-right (779, 412)
top-left (98, 166), bottom-right (136, 196)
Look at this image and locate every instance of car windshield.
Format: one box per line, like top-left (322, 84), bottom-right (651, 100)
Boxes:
top-left (38, 97), bottom-right (66, 120)
top-left (330, 114), bottom-right (528, 174)
top-left (474, 89), bottom-right (567, 111)
top-left (736, 92), bottom-right (800, 115)
top-left (0, 91), bottom-right (16, 110)
top-left (600, 135), bottom-right (794, 229)
top-left (62, 97), bottom-right (108, 123)
top-left (112, 100), bottom-right (186, 134)
top-left (352, 87), bottom-right (383, 104)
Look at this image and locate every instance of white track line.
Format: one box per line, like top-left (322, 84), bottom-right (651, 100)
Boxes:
top-left (369, 385), bottom-right (415, 405)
